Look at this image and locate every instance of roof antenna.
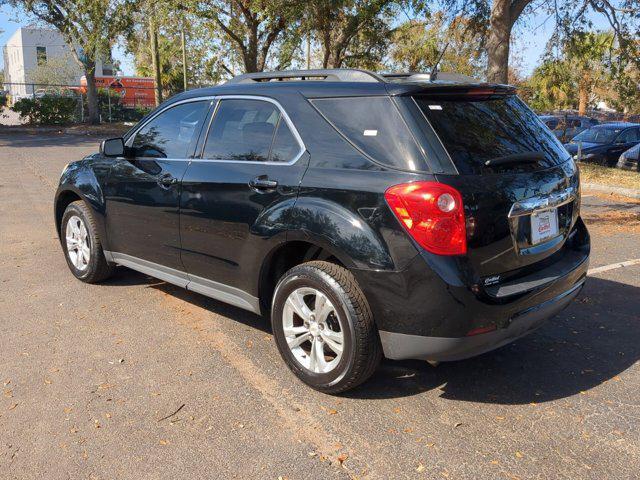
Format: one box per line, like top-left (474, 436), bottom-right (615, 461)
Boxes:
top-left (429, 43), bottom-right (449, 81)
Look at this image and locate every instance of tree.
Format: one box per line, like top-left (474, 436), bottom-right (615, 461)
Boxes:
top-left (389, 12), bottom-right (486, 77)
top-left (189, 0), bottom-right (305, 73)
top-left (566, 31), bottom-right (614, 115)
top-left (305, 0), bottom-right (398, 69)
top-left (523, 59), bottom-right (577, 112)
top-left (438, 0), bottom-right (640, 84)
top-left (6, 0), bottom-right (135, 123)
top-left (28, 53), bottom-right (83, 85)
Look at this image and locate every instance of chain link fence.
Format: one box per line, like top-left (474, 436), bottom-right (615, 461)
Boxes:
top-left (1, 82), bottom-right (155, 125)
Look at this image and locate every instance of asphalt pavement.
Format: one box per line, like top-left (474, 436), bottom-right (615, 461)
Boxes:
top-left (1, 132), bottom-right (639, 479)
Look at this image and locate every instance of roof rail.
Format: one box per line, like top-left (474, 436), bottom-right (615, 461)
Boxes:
top-left (225, 68), bottom-right (386, 84)
top-left (382, 72), bottom-right (478, 83)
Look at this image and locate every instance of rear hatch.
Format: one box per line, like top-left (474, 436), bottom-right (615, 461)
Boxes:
top-left (410, 89), bottom-right (582, 282)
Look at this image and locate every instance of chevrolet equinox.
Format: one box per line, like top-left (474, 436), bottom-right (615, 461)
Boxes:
top-left (55, 69), bottom-right (590, 393)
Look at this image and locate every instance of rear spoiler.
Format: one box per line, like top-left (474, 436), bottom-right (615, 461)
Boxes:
top-left (390, 83), bottom-right (517, 99)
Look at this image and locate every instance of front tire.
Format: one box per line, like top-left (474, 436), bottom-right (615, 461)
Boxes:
top-left (271, 261), bottom-right (381, 394)
top-left (61, 200), bottom-right (114, 283)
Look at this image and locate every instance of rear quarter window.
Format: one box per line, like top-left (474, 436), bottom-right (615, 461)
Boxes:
top-left (310, 96), bottom-right (426, 171)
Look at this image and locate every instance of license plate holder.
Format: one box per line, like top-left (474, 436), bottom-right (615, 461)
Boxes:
top-left (530, 208), bottom-right (559, 245)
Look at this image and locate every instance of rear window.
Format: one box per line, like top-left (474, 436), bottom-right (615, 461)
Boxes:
top-left (311, 96), bottom-right (426, 171)
top-left (414, 95), bottom-right (570, 174)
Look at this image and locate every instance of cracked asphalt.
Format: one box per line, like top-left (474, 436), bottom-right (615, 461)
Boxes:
top-left (1, 132), bottom-right (639, 479)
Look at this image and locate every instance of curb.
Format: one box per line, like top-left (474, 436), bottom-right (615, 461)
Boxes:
top-left (0, 125), bottom-right (130, 136)
top-left (583, 182), bottom-right (640, 200)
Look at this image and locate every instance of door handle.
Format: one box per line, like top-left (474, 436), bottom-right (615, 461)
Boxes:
top-left (249, 176), bottom-right (278, 191)
top-left (158, 173), bottom-right (177, 187)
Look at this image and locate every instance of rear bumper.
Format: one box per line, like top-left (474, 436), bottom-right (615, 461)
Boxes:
top-left (379, 279), bottom-right (584, 361)
top-left (353, 217), bottom-right (590, 361)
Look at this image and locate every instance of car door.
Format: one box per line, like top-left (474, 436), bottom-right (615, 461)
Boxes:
top-left (179, 96), bottom-right (308, 304)
top-left (104, 98), bottom-right (211, 272)
top-left (608, 127), bottom-right (640, 165)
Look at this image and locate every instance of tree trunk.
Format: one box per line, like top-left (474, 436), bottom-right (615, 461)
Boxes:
top-left (150, 20), bottom-right (163, 106)
top-left (578, 78), bottom-right (589, 115)
top-left (486, 0), bottom-right (512, 84)
top-left (84, 63), bottom-right (99, 125)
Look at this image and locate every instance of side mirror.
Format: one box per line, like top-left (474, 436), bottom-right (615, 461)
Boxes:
top-left (100, 137), bottom-right (125, 157)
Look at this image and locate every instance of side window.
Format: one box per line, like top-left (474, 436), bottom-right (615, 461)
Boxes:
top-left (132, 101), bottom-right (208, 158)
top-left (311, 96), bottom-right (425, 170)
top-left (616, 128), bottom-right (639, 144)
top-left (203, 99), bottom-right (281, 162)
top-left (270, 118), bottom-right (301, 162)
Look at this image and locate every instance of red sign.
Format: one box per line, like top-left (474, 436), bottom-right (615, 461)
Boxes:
top-left (80, 76), bottom-right (155, 108)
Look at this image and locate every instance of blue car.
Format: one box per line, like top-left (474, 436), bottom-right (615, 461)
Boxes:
top-left (565, 123), bottom-right (640, 167)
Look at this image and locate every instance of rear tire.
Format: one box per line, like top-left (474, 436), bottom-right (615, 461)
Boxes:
top-left (61, 200), bottom-right (114, 283)
top-left (271, 261), bottom-right (381, 394)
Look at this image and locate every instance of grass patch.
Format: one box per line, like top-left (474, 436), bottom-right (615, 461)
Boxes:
top-left (578, 162), bottom-right (640, 191)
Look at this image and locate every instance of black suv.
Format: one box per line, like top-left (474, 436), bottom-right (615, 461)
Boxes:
top-left (55, 69), bottom-right (590, 393)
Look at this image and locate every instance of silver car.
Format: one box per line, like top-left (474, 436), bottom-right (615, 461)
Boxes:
top-left (617, 143), bottom-right (640, 171)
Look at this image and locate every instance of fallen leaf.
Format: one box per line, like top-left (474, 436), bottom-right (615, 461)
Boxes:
top-left (515, 451), bottom-right (524, 458)
top-left (44, 378), bottom-right (52, 385)
top-left (337, 453), bottom-right (348, 465)
top-left (159, 439), bottom-right (170, 446)
top-left (328, 409), bottom-right (338, 415)
top-left (64, 407), bottom-right (73, 414)
top-left (416, 464), bottom-right (426, 473)
top-left (8, 403), bottom-right (18, 410)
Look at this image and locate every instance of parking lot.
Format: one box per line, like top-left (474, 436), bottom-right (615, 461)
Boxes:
top-left (1, 132), bottom-right (639, 479)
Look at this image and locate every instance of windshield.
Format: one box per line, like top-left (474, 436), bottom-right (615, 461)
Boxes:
top-left (414, 95), bottom-right (570, 174)
top-left (572, 127), bottom-right (620, 144)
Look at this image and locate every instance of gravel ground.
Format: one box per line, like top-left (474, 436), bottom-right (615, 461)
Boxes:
top-left (1, 132), bottom-right (639, 480)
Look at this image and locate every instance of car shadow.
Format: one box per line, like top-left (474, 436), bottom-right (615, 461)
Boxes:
top-left (346, 275), bottom-right (640, 404)
top-left (106, 267), bottom-right (639, 404)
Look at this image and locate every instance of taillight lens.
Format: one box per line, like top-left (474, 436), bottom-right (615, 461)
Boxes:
top-left (384, 181), bottom-right (467, 255)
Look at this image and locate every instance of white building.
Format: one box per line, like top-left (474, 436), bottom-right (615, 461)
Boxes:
top-left (2, 26), bottom-right (114, 98)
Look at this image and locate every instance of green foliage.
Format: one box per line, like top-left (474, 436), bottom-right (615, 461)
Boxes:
top-left (524, 60), bottom-right (577, 112)
top-left (11, 96), bottom-right (78, 125)
top-left (388, 13), bottom-right (486, 77)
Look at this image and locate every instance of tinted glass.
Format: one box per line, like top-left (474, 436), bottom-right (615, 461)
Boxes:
top-left (270, 118), bottom-right (301, 162)
top-left (203, 99), bottom-right (280, 161)
top-left (414, 95), bottom-right (570, 174)
top-left (311, 96), bottom-right (425, 171)
top-left (616, 128), bottom-right (640, 144)
top-left (132, 101), bottom-right (208, 158)
top-left (572, 127), bottom-right (621, 144)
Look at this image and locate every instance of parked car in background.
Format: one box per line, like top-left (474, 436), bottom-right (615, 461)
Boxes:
top-left (564, 122), bottom-right (640, 167)
top-left (540, 115), bottom-right (598, 143)
top-left (617, 143), bottom-right (640, 171)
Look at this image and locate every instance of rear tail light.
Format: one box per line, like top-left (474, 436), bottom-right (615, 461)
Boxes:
top-left (384, 181), bottom-right (467, 255)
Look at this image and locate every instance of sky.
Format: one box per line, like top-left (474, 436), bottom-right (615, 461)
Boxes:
top-left (0, 4), bottom-right (612, 79)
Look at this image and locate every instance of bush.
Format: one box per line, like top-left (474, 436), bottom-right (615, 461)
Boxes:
top-left (0, 94), bottom-right (7, 112)
top-left (11, 96), bottom-right (78, 125)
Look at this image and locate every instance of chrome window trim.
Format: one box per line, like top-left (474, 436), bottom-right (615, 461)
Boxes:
top-left (196, 94), bottom-right (307, 166)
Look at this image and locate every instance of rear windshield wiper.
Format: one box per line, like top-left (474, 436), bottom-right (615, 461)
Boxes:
top-left (484, 152), bottom-right (545, 167)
